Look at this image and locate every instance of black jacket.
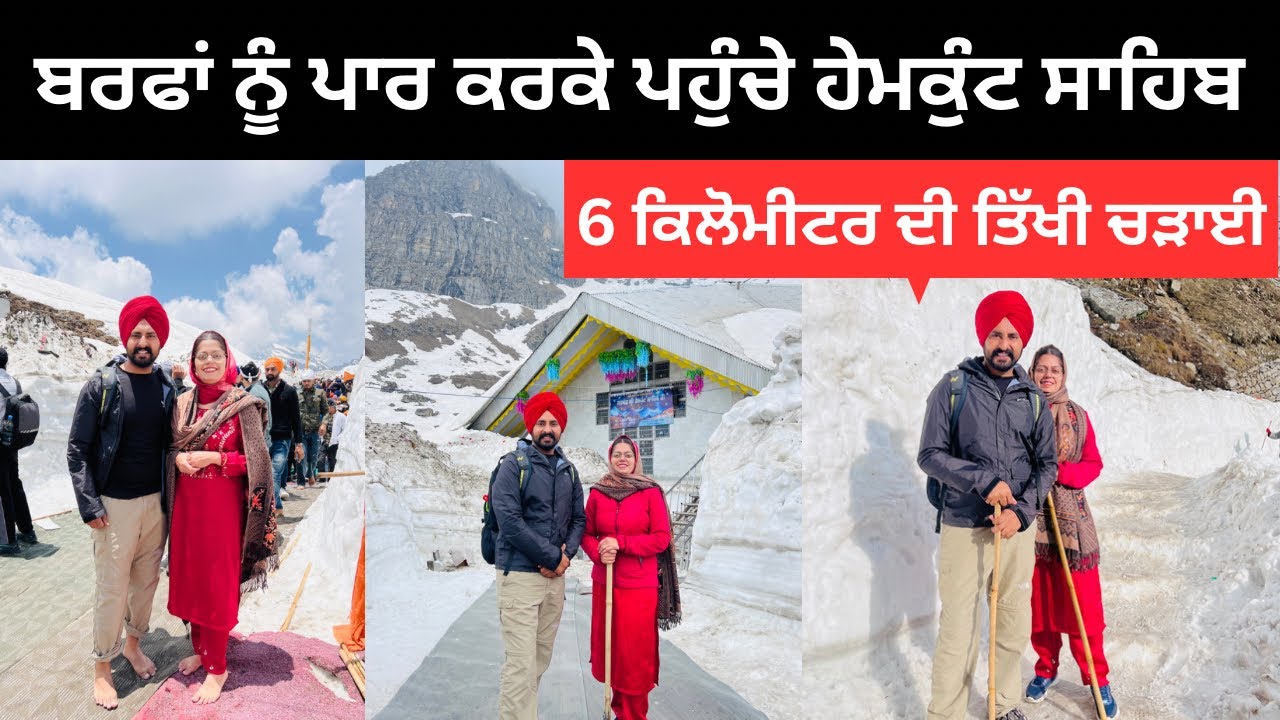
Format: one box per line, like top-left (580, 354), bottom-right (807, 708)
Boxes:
top-left (67, 361), bottom-right (177, 523)
top-left (266, 379), bottom-right (303, 444)
top-left (492, 440), bottom-right (586, 573)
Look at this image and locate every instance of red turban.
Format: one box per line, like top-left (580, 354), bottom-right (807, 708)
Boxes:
top-left (523, 391), bottom-right (568, 435)
top-left (975, 290), bottom-right (1033, 345)
top-left (119, 295), bottom-right (170, 348)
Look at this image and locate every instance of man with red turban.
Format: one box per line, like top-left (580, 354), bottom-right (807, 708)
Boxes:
top-left (490, 390), bottom-right (585, 720)
top-left (68, 295), bottom-right (179, 709)
top-left (917, 289), bottom-right (1058, 720)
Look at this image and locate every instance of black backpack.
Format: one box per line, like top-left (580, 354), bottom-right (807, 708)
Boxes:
top-left (481, 451), bottom-right (530, 566)
top-left (925, 369), bottom-right (1041, 533)
top-left (0, 378), bottom-right (40, 450)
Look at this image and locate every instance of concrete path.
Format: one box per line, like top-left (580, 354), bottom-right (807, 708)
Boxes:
top-left (376, 577), bottom-right (770, 719)
top-left (0, 481), bottom-right (325, 719)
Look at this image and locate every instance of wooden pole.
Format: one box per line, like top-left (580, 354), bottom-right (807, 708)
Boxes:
top-left (279, 531), bottom-right (303, 567)
top-left (318, 470), bottom-right (366, 478)
top-left (280, 562), bottom-right (312, 632)
top-left (603, 562), bottom-right (614, 720)
top-left (339, 644), bottom-right (366, 699)
top-left (989, 502), bottom-right (1002, 720)
top-left (1047, 493), bottom-right (1108, 720)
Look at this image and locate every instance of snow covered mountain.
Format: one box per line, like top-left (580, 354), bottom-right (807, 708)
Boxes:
top-left (804, 278), bottom-right (1280, 720)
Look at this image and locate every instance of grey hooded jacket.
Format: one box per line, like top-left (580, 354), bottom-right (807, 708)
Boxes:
top-left (917, 356), bottom-right (1058, 532)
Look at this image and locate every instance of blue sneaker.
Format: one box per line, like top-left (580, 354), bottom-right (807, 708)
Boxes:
top-left (1098, 684), bottom-right (1118, 718)
top-left (1025, 675), bottom-right (1056, 703)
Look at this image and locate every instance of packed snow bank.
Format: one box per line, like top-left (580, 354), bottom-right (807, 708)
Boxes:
top-left (664, 325), bottom-right (801, 720)
top-left (236, 357), bottom-right (368, 643)
top-left (803, 278), bottom-right (1280, 719)
top-left (687, 324), bottom-right (802, 620)
top-left (1183, 452), bottom-right (1280, 717)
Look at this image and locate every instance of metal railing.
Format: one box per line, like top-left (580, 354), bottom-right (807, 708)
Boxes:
top-left (665, 454), bottom-right (705, 572)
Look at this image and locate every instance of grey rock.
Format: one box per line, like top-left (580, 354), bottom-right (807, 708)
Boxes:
top-left (365, 160), bottom-right (581, 306)
top-left (1083, 286), bottom-right (1148, 323)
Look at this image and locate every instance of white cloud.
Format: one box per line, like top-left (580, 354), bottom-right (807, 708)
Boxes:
top-left (0, 206), bottom-right (152, 301)
top-left (166, 179), bottom-right (366, 365)
top-left (0, 160), bottom-right (341, 242)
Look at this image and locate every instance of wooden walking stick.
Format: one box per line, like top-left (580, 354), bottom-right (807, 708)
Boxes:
top-left (603, 561), bottom-right (614, 720)
top-left (1046, 492), bottom-right (1108, 720)
top-left (989, 502), bottom-right (1002, 720)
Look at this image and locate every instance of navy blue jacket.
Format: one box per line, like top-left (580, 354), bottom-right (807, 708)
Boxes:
top-left (492, 440), bottom-right (586, 573)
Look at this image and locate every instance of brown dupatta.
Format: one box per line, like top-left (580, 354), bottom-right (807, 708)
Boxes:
top-left (165, 386), bottom-right (279, 594)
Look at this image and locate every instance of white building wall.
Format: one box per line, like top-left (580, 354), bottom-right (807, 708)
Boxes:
top-left (556, 338), bottom-right (746, 484)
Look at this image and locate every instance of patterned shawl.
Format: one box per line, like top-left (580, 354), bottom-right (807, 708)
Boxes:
top-left (165, 386), bottom-right (279, 594)
top-left (1034, 390), bottom-right (1100, 572)
top-left (595, 435), bottom-right (682, 630)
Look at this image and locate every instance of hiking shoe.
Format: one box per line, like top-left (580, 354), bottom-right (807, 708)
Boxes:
top-left (997, 709), bottom-right (1027, 720)
top-left (1099, 684), bottom-right (1118, 718)
top-left (16, 530), bottom-right (37, 544)
top-left (280, 489), bottom-right (290, 499)
top-left (1025, 674), bottom-right (1056, 703)
top-left (0, 543), bottom-right (20, 556)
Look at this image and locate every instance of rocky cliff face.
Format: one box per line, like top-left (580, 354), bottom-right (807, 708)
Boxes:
top-left (365, 160), bottom-right (576, 307)
top-left (1072, 279), bottom-right (1280, 400)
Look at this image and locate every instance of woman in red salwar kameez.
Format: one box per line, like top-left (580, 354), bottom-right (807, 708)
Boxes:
top-left (1025, 345), bottom-right (1117, 718)
top-left (582, 434), bottom-right (682, 720)
top-left (165, 331), bottom-right (277, 705)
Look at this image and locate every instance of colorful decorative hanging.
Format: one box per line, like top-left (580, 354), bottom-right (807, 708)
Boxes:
top-left (635, 341), bottom-right (651, 367)
top-left (598, 348), bottom-right (638, 383)
top-left (686, 368), bottom-right (705, 398)
top-left (545, 357), bottom-right (561, 381)
top-left (515, 390), bottom-right (530, 413)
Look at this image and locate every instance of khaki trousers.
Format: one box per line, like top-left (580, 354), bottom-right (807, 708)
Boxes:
top-left (928, 523), bottom-right (1035, 720)
top-left (496, 569), bottom-right (566, 720)
top-left (91, 493), bottom-right (166, 662)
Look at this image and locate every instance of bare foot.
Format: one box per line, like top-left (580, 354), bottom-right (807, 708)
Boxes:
top-left (121, 642), bottom-right (156, 680)
top-left (191, 671), bottom-right (228, 704)
top-left (93, 663), bottom-right (118, 710)
top-left (178, 655), bottom-right (202, 676)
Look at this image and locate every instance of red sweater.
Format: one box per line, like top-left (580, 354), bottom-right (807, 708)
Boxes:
top-left (582, 486), bottom-right (671, 589)
top-left (1057, 412), bottom-right (1102, 489)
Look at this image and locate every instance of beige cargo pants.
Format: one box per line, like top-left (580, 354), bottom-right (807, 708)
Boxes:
top-left (496, 569), bottom-right (566, 720)
top-left (928, 523), bottom-right (1035, 720)
top-left (91, 493), bottom-right (166, 662)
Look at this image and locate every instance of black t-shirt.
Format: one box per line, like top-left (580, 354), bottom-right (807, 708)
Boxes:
top-left (991, 375), bottom-right (1015, 395)
top-left (103, 371), bottom-right (166, 499)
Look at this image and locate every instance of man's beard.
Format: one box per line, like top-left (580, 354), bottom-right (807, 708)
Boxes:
top-left (128, 347), bottom-right (155, 367)
top-left (986, 348), bottom-right (1016, 371)
top-left (536, 432), bottom-right (557, 448)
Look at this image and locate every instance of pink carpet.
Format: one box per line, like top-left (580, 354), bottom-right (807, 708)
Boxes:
top-left (135, 631), bottom-right (364, 719)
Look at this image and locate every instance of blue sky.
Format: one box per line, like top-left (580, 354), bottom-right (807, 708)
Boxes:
top-left (0, 161), bottom-right (365, 366)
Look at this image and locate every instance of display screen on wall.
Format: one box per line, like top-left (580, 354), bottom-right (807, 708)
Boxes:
top-left (609, 387), bottom-right (675, 430)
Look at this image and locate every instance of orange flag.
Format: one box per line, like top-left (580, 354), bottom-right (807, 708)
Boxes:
top-left (333, 525), bottom-right (366, 652)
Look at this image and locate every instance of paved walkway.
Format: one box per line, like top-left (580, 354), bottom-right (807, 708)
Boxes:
top-left (376, 577), bottom-right (770, 719)
top-left (0, 481), bottom-right (325, 720)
